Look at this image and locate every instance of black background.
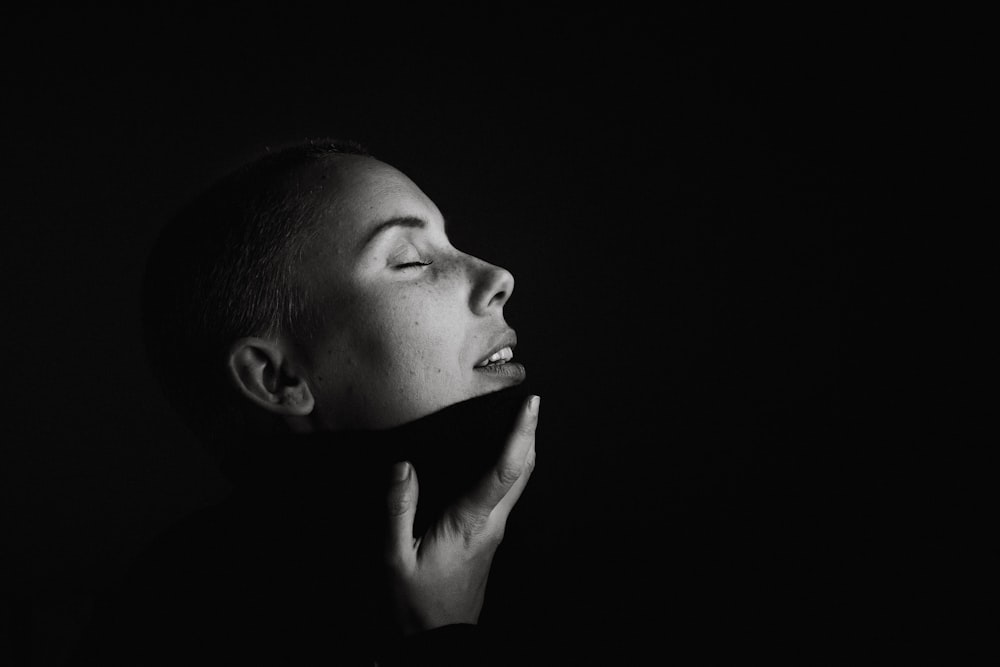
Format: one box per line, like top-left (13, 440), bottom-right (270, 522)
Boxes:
top-left (2, 6), bottom-right (973, 664)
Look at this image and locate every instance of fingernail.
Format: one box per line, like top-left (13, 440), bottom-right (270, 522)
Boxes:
top-left (392, 461), bottom-right (410, 482)
top-left (528, 395), bottom-right (540, 415)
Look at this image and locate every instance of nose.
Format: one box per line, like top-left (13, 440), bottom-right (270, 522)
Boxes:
top-left (469, 256), bottom-right (515, 315)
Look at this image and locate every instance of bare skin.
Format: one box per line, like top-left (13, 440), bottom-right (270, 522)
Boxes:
top-left (384, 395), bottom-right (538, 635)
top-left (226, 154), bottom-right (539, 638)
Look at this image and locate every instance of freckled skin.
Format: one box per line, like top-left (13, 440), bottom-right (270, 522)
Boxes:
top-left (293, 156), bottom-right (520, 431)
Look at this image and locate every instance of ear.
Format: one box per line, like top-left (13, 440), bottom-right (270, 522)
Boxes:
top-left (227, 337), bottom-right (315, 416)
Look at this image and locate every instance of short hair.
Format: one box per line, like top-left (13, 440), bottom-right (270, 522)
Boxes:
top-left (140, 138), bottom-right (371, 461)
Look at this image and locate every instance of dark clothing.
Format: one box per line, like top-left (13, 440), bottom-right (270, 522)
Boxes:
top-left (68, 384), bottom-right (534, 666)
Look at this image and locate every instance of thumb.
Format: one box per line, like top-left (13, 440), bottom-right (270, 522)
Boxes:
top-left (385, 461), bottom-right (418, 564)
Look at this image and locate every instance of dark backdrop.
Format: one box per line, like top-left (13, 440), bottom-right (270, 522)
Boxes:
top-left (3, 6), bottom-right (967, 664)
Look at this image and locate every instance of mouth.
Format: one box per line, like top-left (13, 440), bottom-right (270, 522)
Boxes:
top-left (473, 332), bottom-right (526, 382)
top-left (475, 345), bottom-right (515, 368)
top-left (474, 331), bottom-right (517, 369)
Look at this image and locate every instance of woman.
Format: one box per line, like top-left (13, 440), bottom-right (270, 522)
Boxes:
top-left (69, 140), bottom-right (540, 666)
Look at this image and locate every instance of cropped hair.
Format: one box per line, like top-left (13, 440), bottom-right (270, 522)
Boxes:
top-left (140, 139), bottom-right (370, 461)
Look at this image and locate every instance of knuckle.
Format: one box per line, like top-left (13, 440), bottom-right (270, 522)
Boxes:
top-left (387, 490), bottom-right (412, 517)
top-left (495, 461), bottom-right (522, 488)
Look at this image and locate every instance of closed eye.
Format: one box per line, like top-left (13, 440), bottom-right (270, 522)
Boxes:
top-left (395, 260), bottom-right (433, 270)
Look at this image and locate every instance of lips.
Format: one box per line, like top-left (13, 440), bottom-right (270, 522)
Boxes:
top-left (473, 360), bottom-right (526, 381)
top-left (472, 331), bottom-right (526, 383)
top-left (474, 332), bottom-right (518, 368)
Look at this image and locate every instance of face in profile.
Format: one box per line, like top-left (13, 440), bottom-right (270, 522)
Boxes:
top-left (292, 155), bottom-right (525, 431)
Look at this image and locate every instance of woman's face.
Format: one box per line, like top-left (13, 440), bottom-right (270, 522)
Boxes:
top-left (295, 155), bottom-right (525, 430)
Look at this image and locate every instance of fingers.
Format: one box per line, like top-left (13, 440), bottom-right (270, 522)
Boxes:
top-left (454, 395), bottom-right (539, 524)
top-left (492, 439), bottom-right (536, 523)
top-left (385, 461), bottom-right (418, 565)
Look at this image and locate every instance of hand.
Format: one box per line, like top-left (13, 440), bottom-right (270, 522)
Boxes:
top-left (381, 394), bottom-right (539, 636)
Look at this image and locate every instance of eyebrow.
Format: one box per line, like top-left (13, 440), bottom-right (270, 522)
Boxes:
top-left (358, 215), bottom-right (447, 251)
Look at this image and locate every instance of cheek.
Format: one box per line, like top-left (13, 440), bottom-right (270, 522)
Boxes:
top-left (386, 287), bottom-right (468, 376)
top-left (323, 264), bottom-right (470, 381)
top-left (387, 304), bottom-right (458, 375)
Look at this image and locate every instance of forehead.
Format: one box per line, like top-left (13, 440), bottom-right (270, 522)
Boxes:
top-left (296, 156), bottom-right (442, 271)
top-left (310, 156), bottom-right (440, 240)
